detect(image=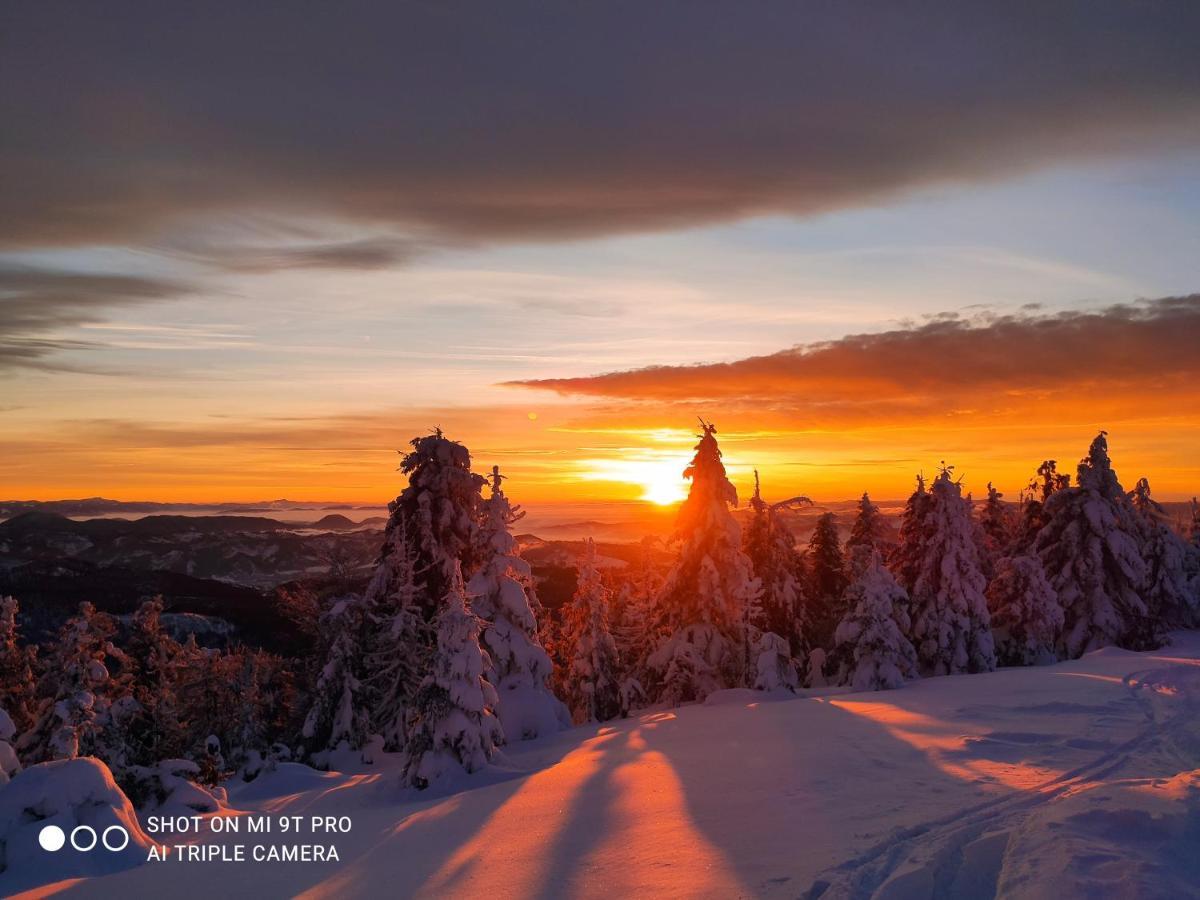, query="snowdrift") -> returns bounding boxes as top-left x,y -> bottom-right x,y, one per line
0,757 -> 152,894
